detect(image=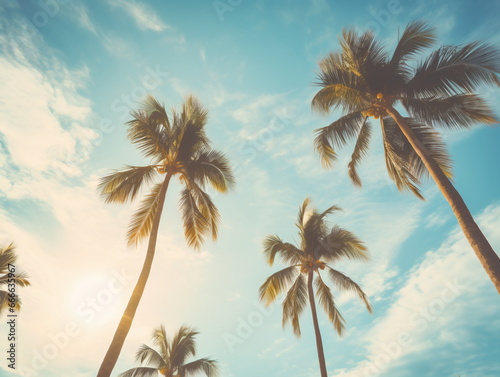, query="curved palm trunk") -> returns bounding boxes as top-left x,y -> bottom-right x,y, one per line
385,105 -> 500,294
96,173 -> 173,377
307,271 -> 328,377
